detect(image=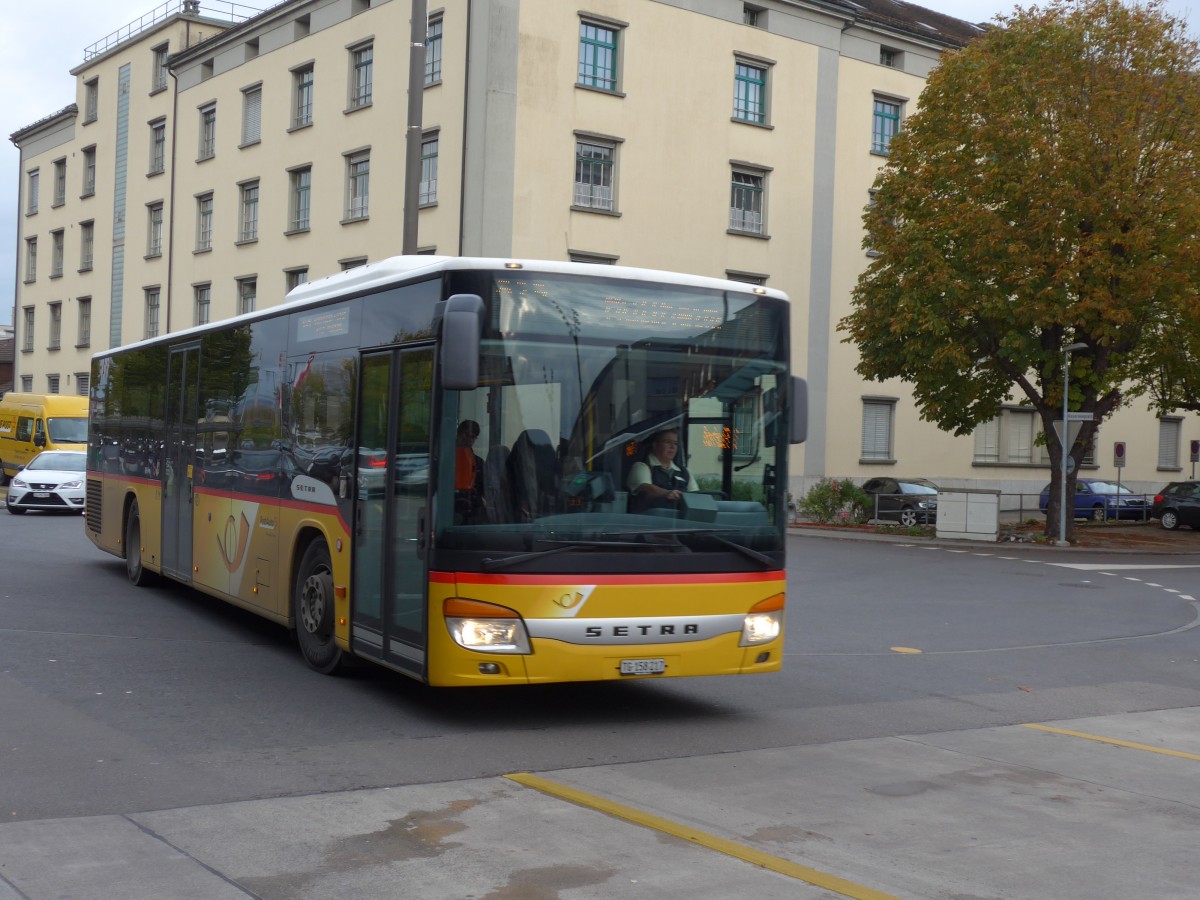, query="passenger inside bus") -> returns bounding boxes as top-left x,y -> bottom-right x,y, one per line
454,419 -> 484,523
627,429 -> 698,514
